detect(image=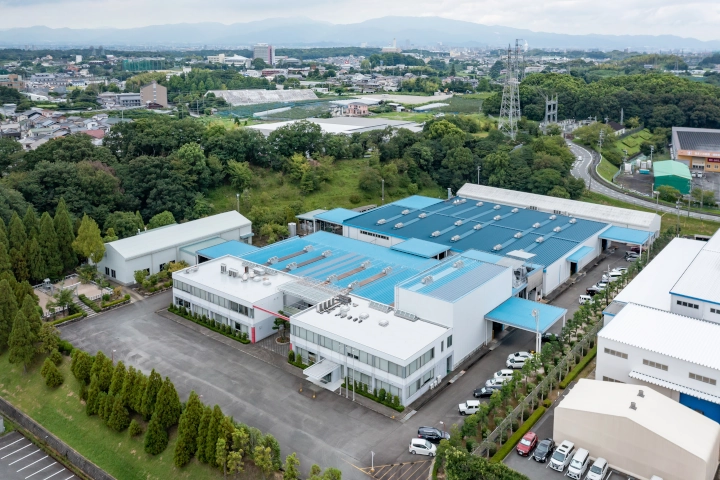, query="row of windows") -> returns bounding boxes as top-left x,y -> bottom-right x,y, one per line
291,324 -> 434,379
677,300 -> 699,309
176,297 -> 250,333
604,348 -> 628,359
602,376 -> 625,383
174,280 -> 254,318
408,368 -> 435,397
690,372 -> 717,386
643,359 -> 668,371
104,267 -> 116,279
360,230 -> 389,241
710,308 -> 720,315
